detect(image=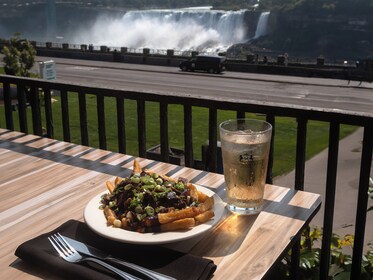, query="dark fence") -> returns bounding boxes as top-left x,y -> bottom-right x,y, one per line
0,74 -> 372,279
